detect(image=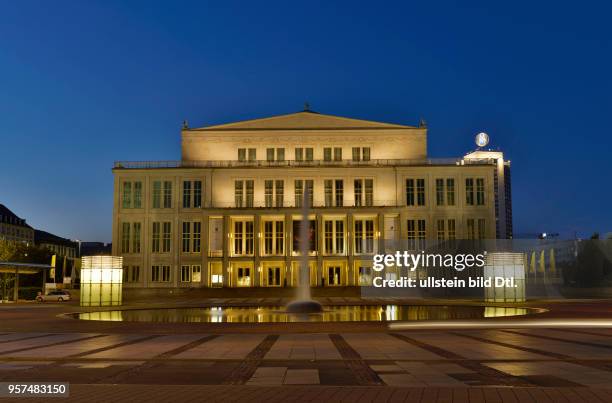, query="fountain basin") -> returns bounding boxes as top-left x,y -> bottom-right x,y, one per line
285,300 -> 324,313
70,304 -> 541,323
